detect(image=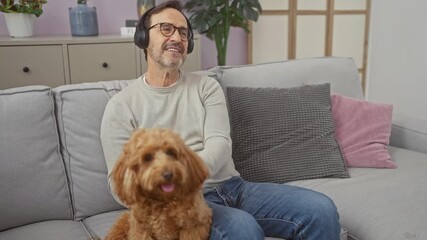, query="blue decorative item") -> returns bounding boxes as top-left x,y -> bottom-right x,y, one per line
69,1 -> 99,36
